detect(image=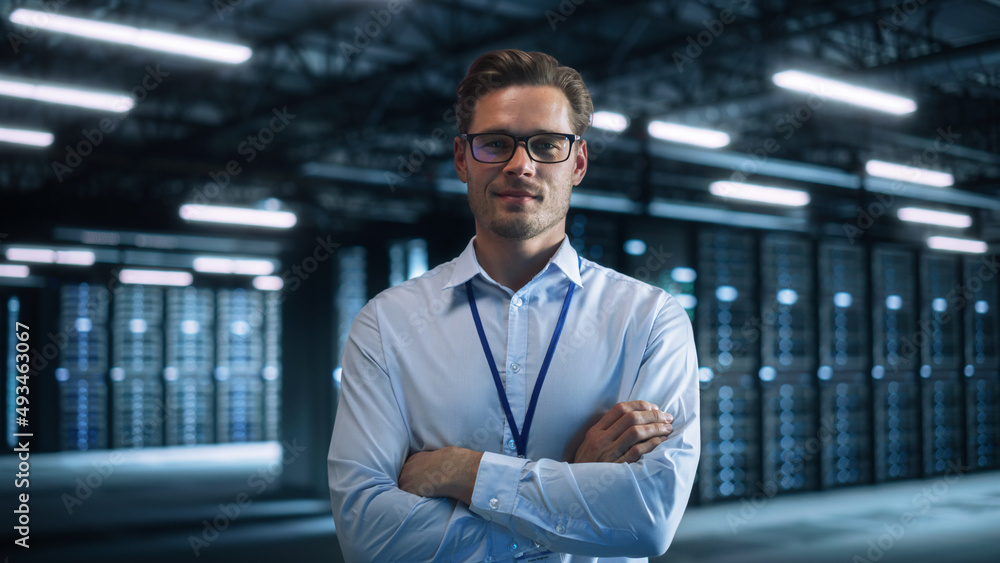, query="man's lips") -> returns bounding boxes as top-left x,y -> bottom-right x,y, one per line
495,190 -> 537,202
